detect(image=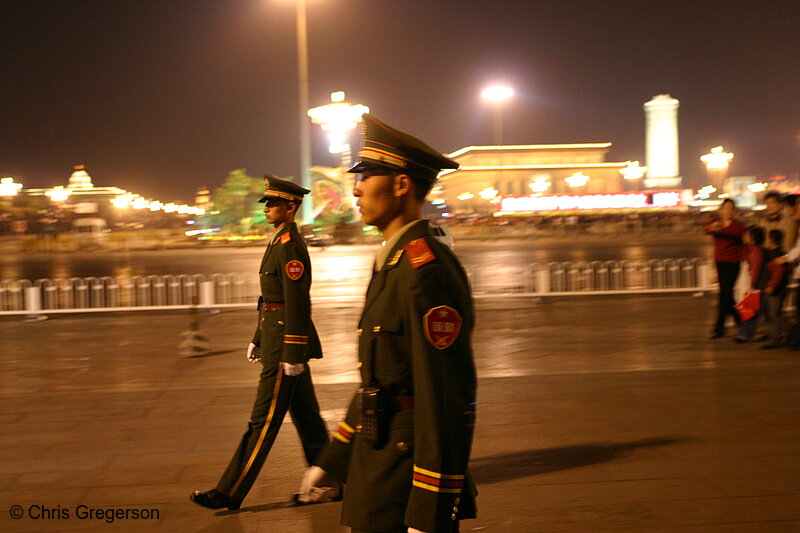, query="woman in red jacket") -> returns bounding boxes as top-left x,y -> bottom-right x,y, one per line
705,199 -> 746,338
